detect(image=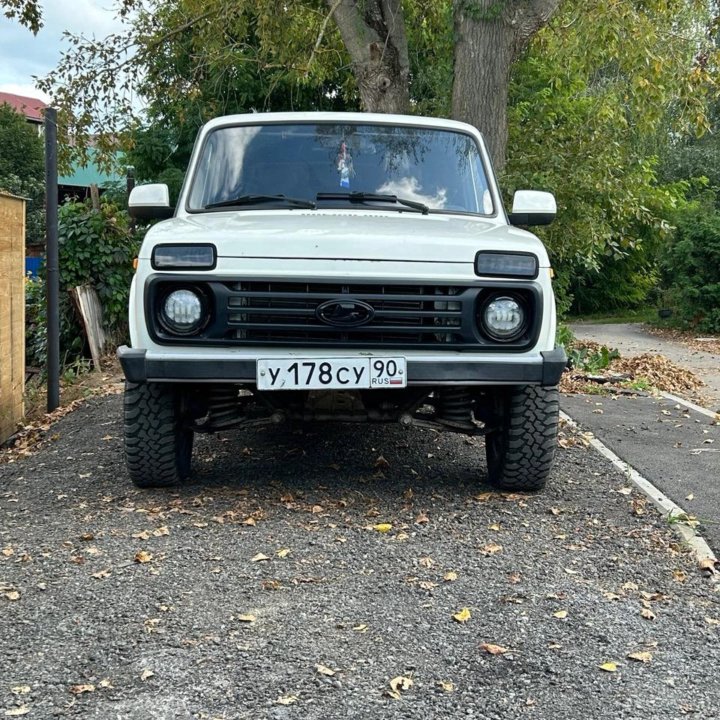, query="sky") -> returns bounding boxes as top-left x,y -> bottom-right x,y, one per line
0,0 -> 123,102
